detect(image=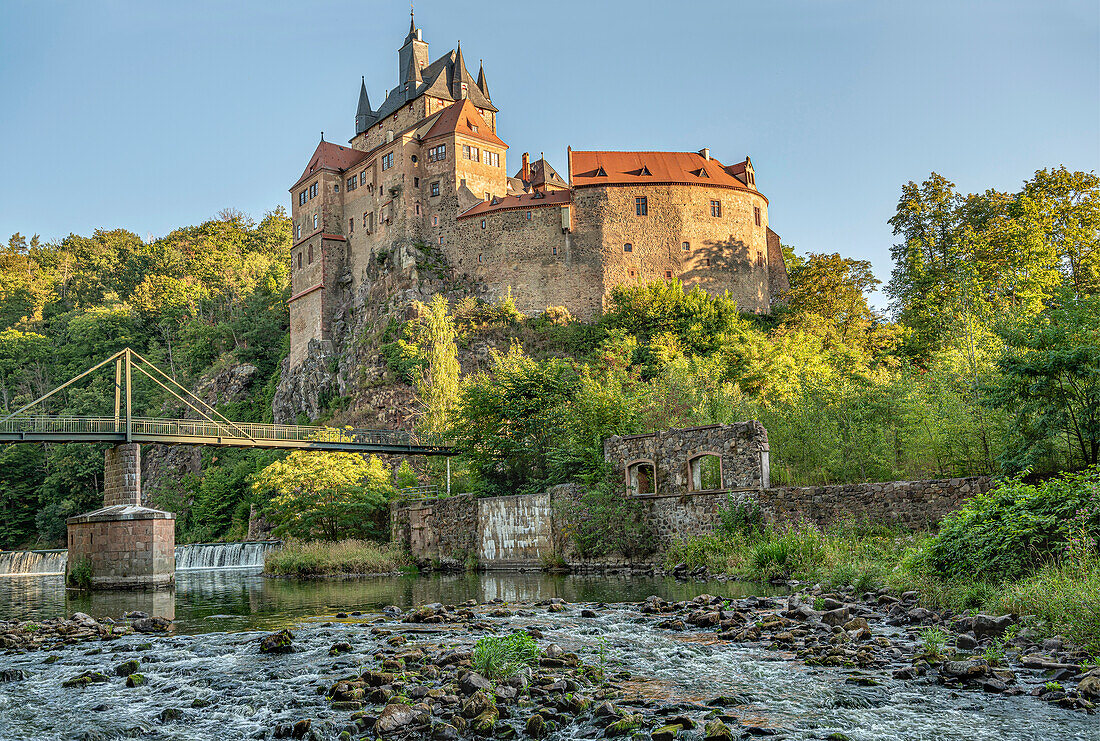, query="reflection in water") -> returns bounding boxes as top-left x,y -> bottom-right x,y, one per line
0,569 -> 781,633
